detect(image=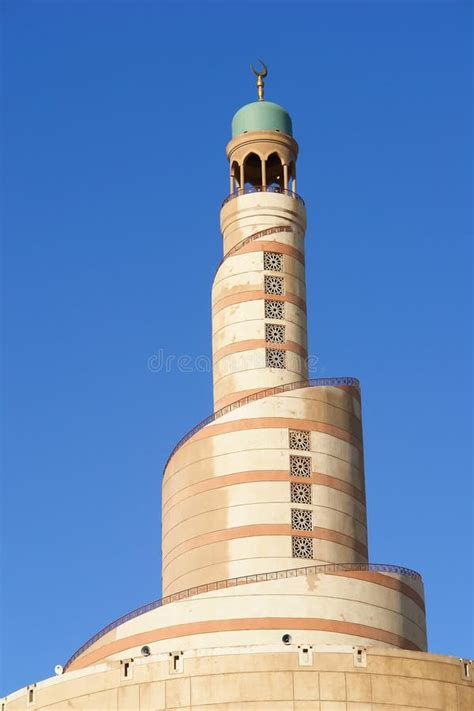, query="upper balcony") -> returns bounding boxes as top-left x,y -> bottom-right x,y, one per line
222,184 -> 305,208
220,184 -> 307,253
